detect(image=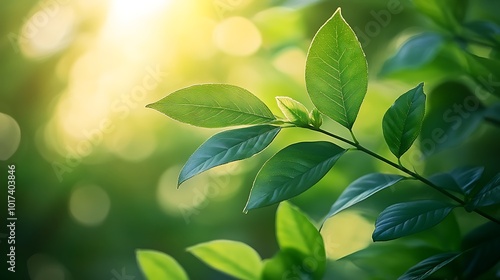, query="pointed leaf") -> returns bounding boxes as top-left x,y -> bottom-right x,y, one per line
309,108 -> 323,128
398,252 -> 461,280
276,96 -> 310,126
305,8 -> 368,129
373,200 -> 456,241
276,201 -> 326,277
147,84 -> 275,128
136,250 -> 189,280
469,173 -> 500,209
178,125 -> 280,185
326,173 -> 406,219
383,83 -> 426,158
244,141 -> 345,211
187,240 -> 262,280
429,166 -> 484,196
